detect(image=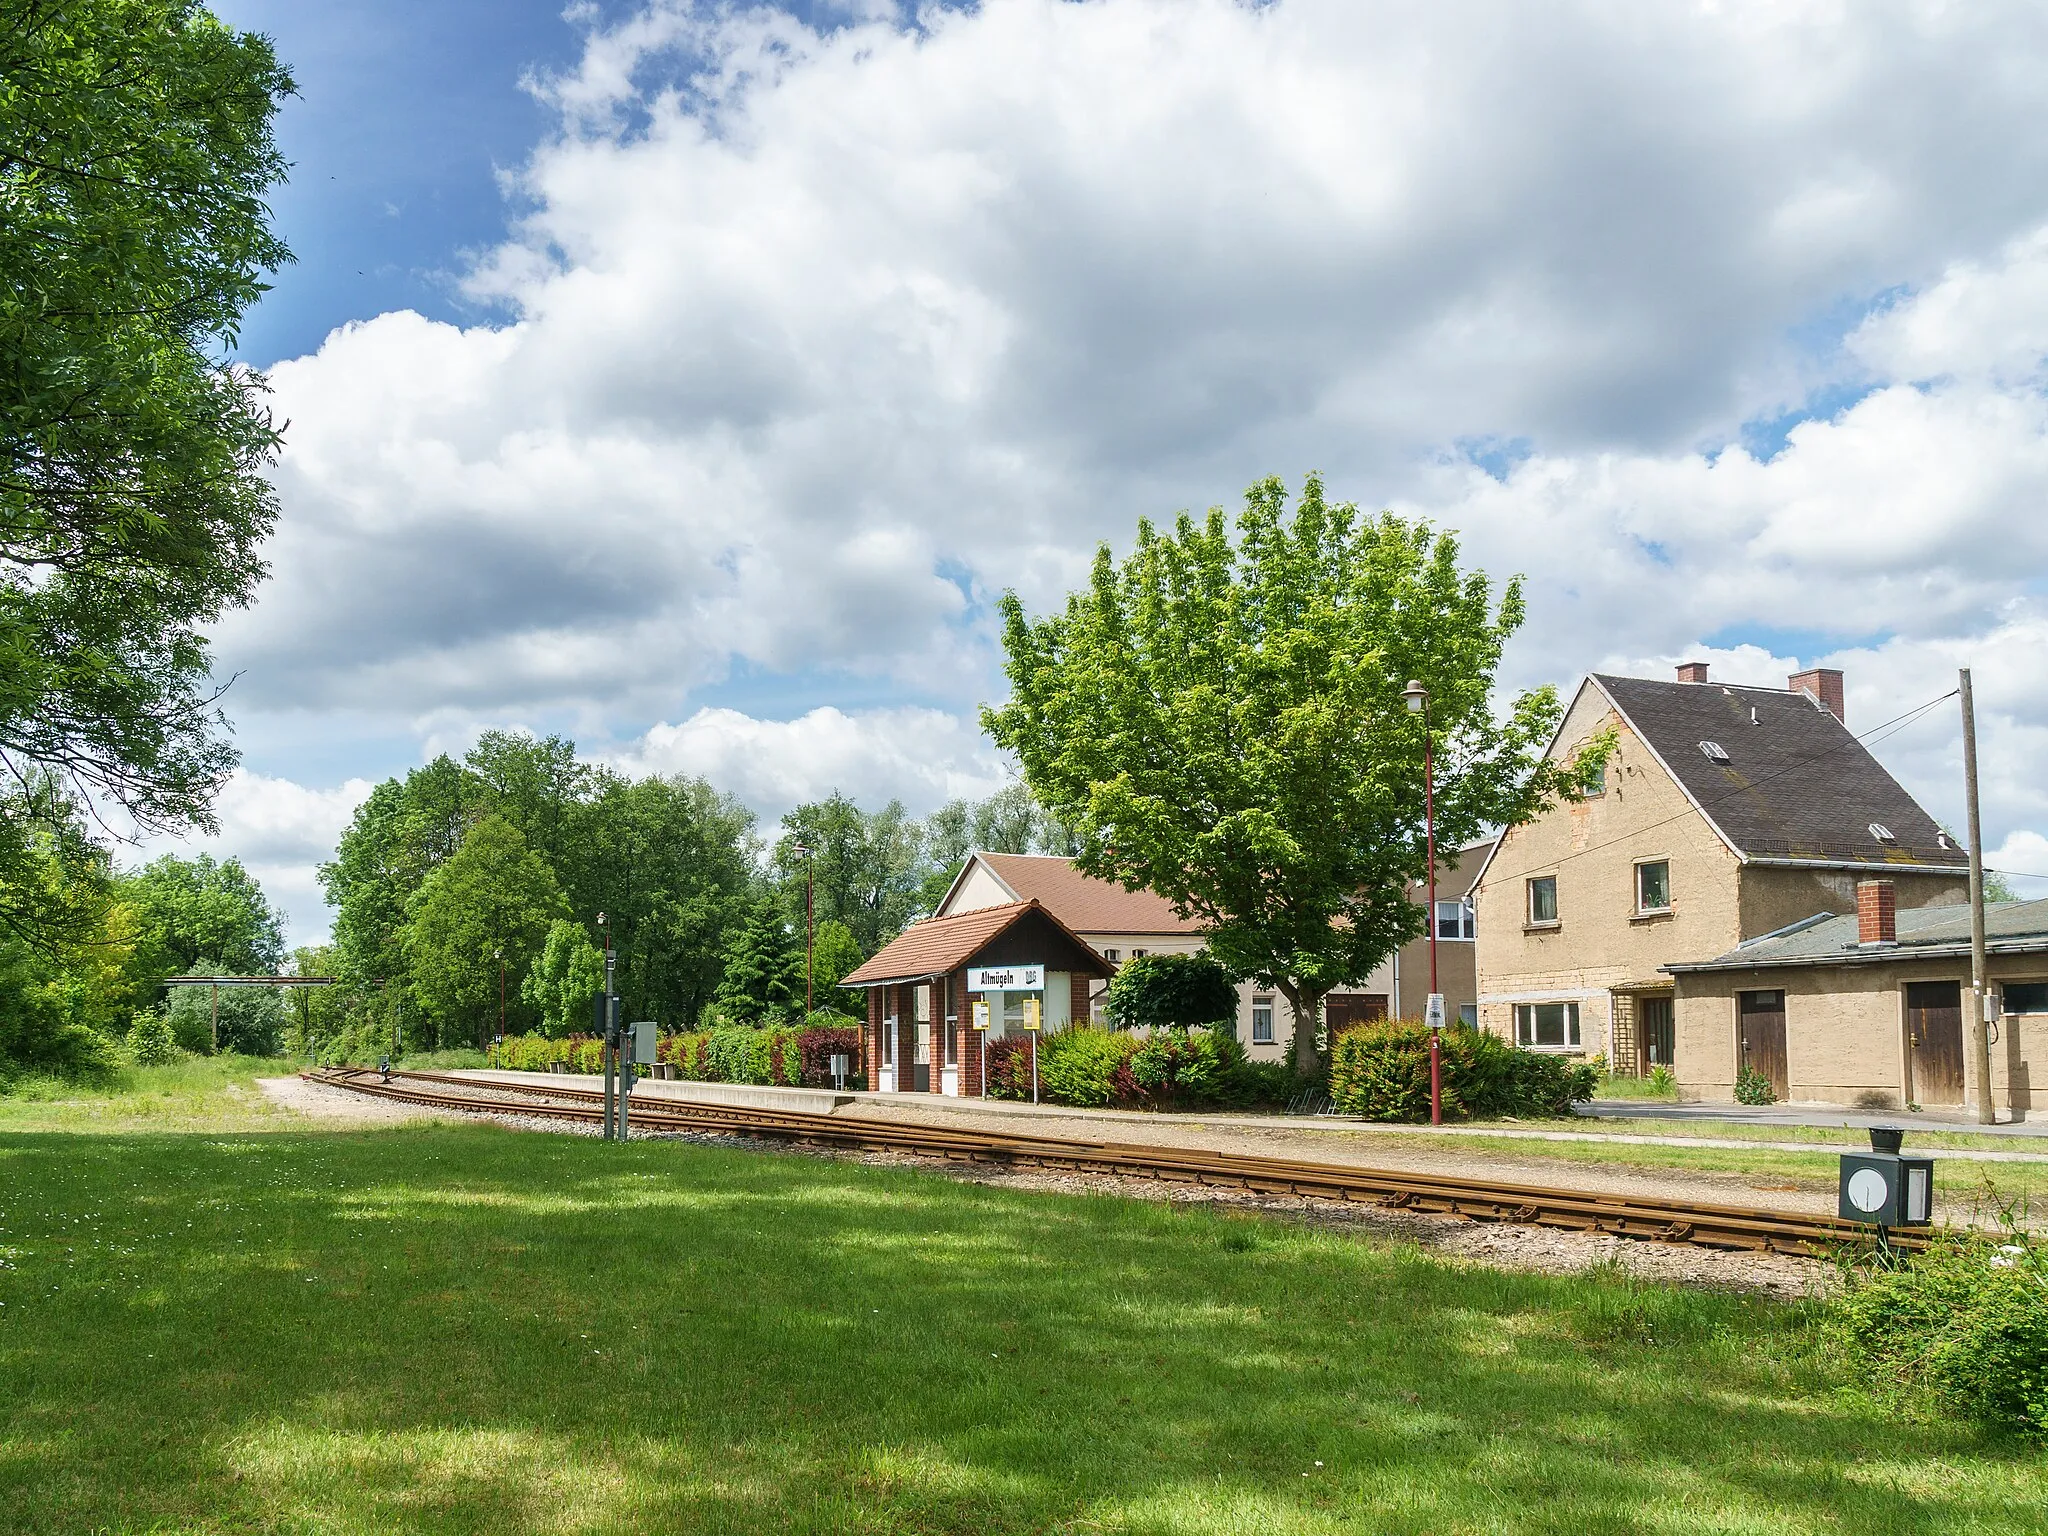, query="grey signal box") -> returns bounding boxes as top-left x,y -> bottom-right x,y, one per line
1838,1151 -> 1933,1227
629,1022 -> 657,1066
